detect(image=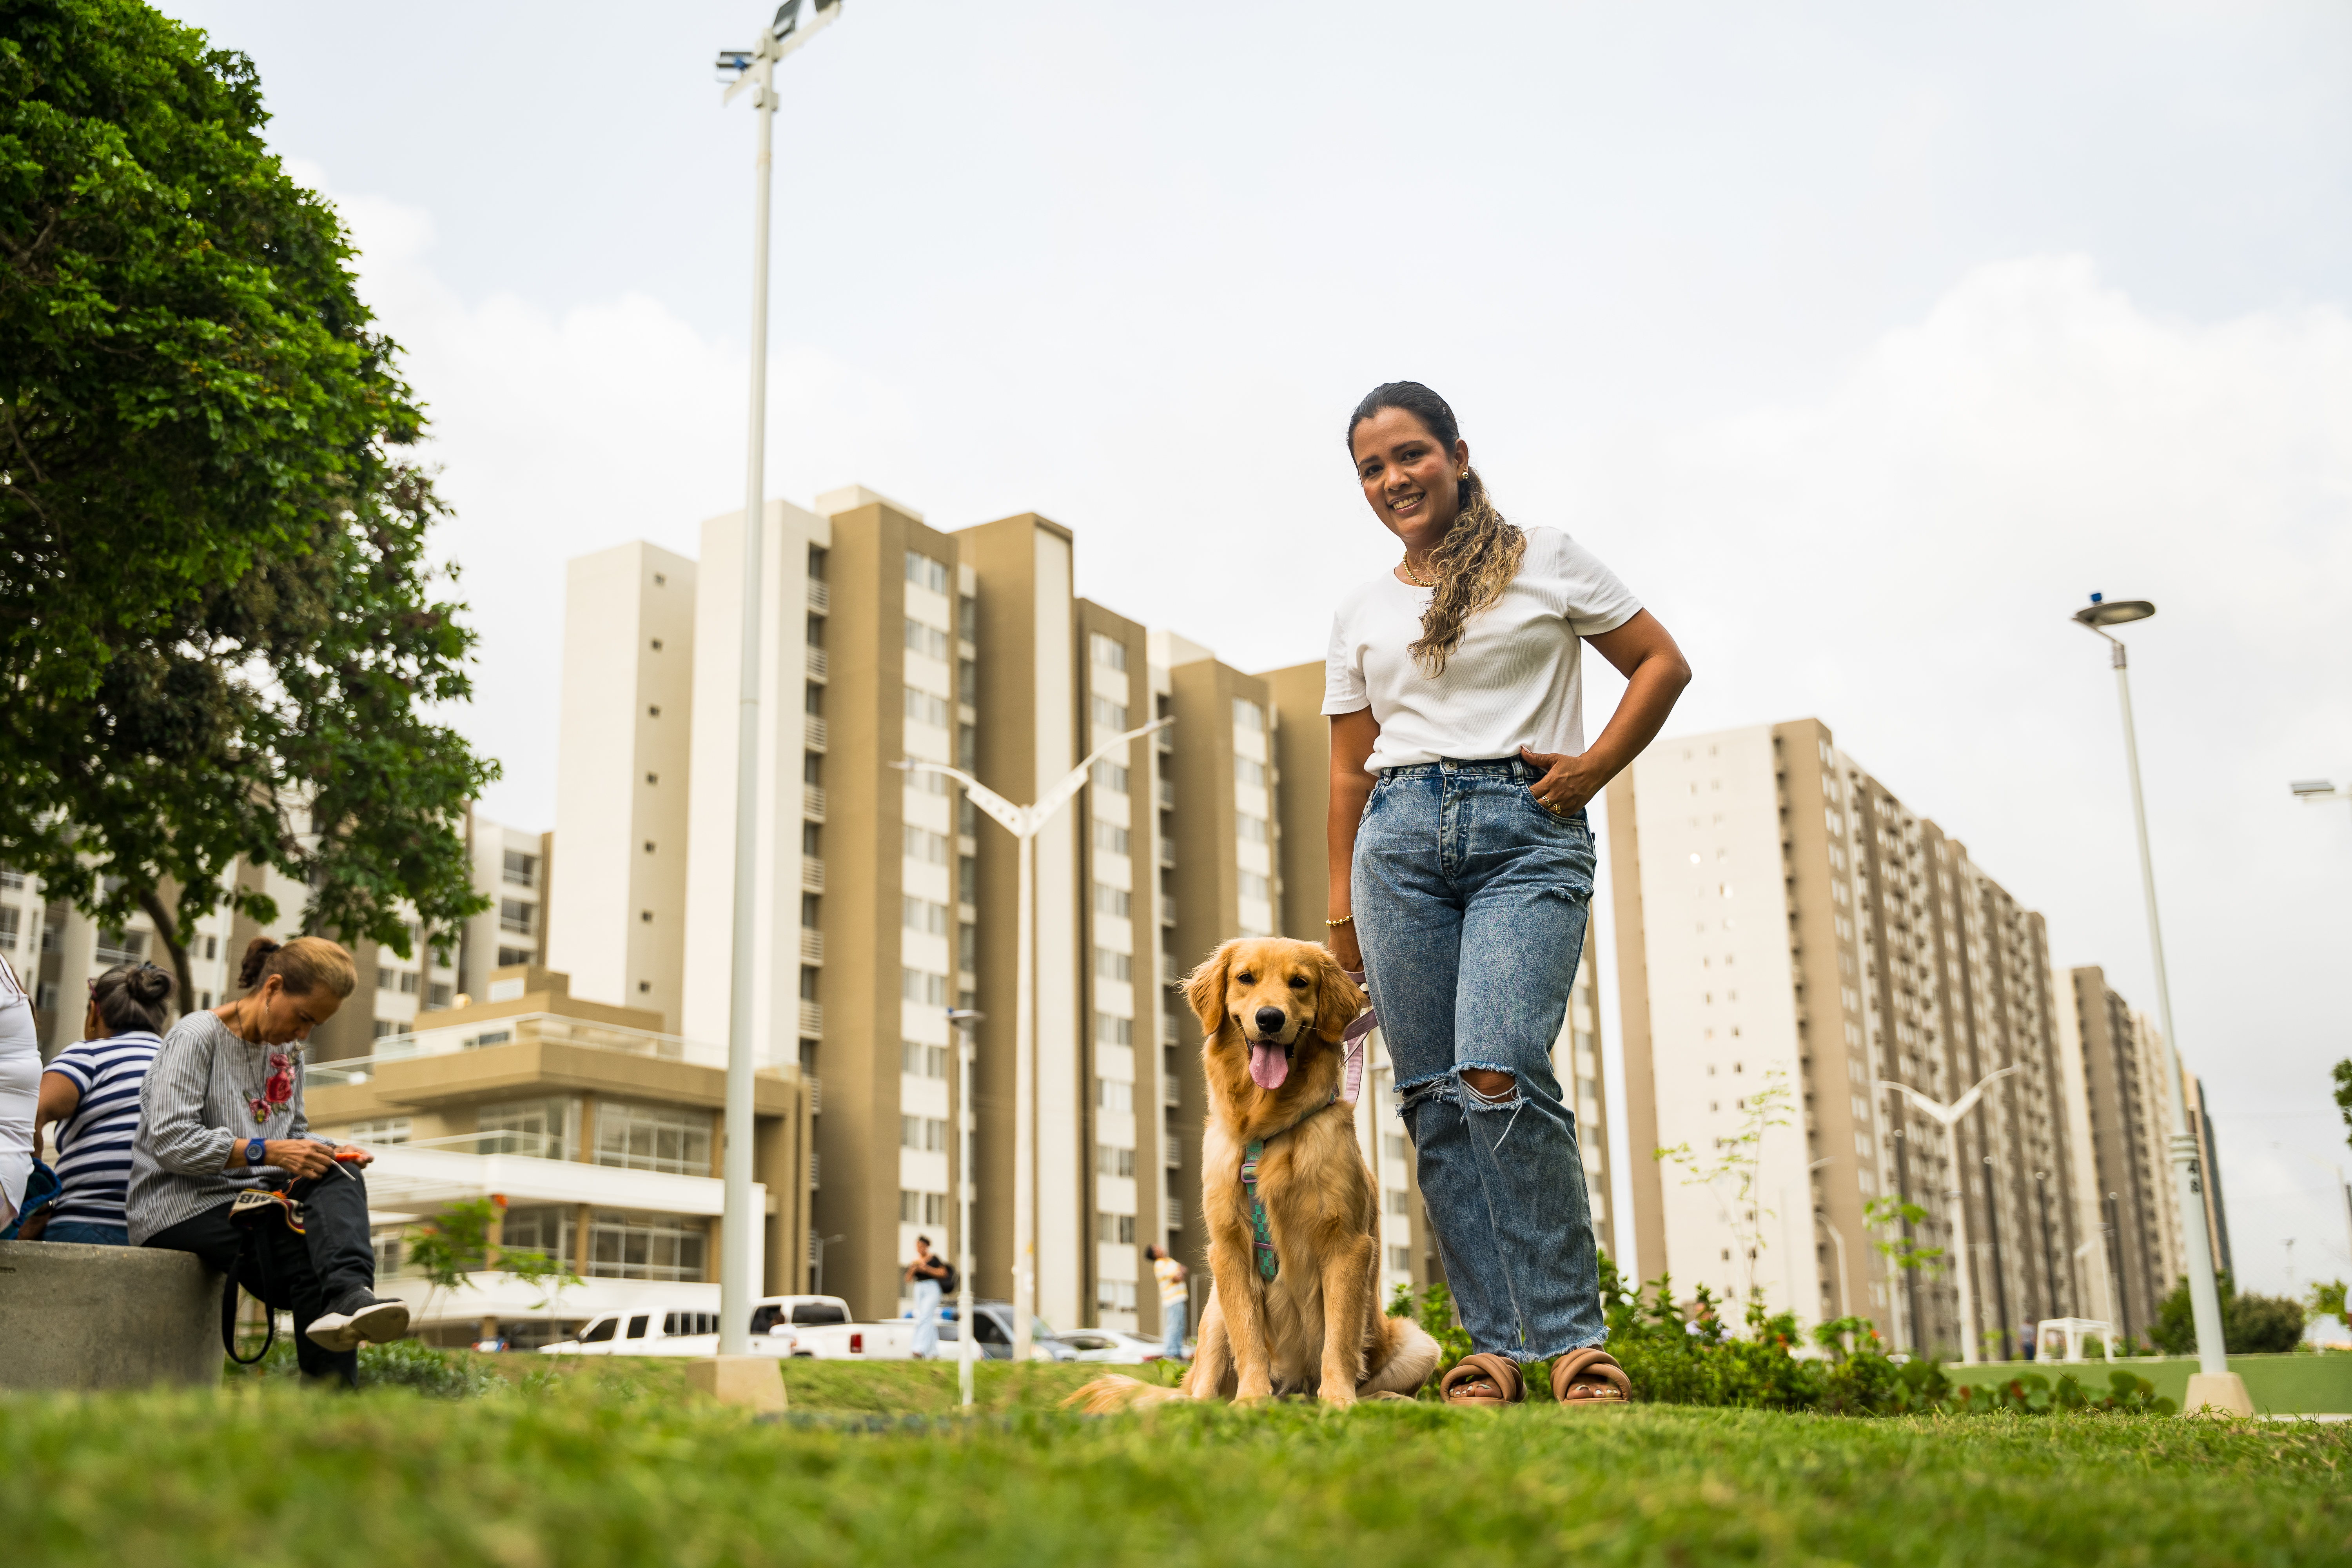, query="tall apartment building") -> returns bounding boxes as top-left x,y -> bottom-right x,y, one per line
548,540 -> 700,1033
2058,965 -> 2212,1346
1611,719 -> 2083,1358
